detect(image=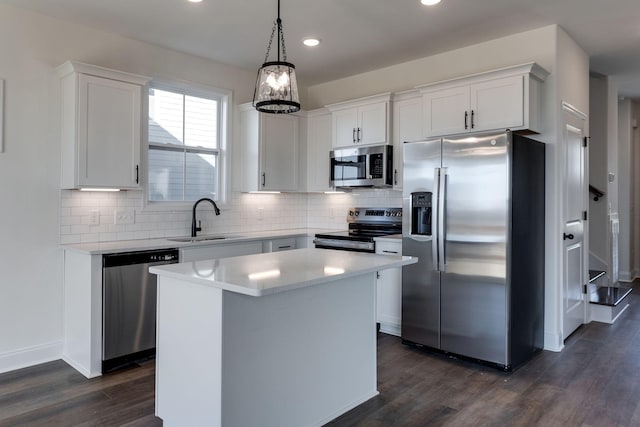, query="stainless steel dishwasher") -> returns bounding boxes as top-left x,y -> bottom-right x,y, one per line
102,248 -> 179,372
